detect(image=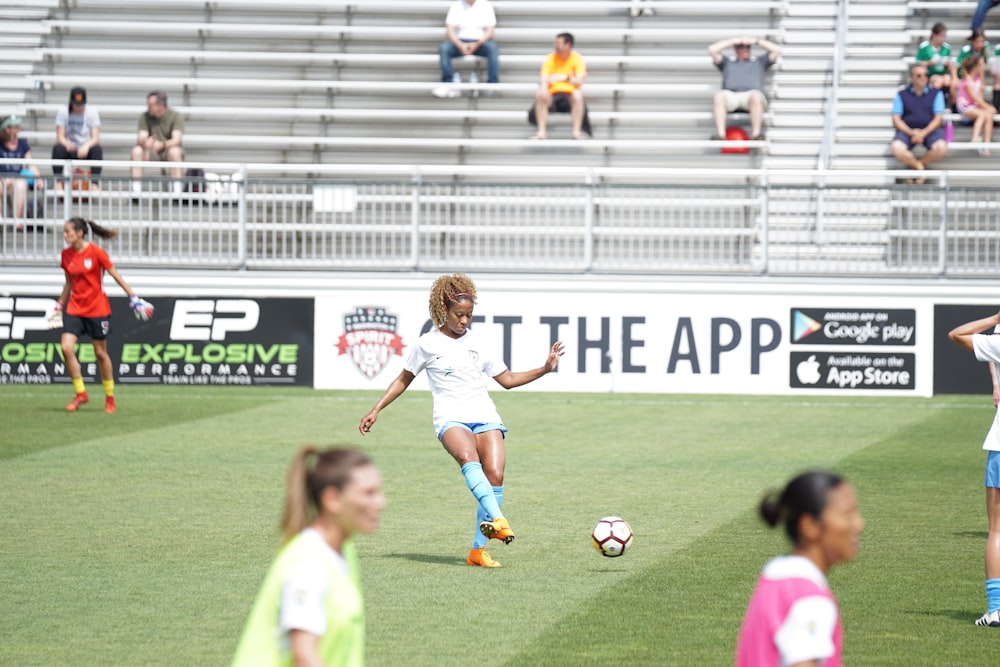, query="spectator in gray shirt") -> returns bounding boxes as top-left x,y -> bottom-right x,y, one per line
708,35 -> 782,141
52,87 -> 103,184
